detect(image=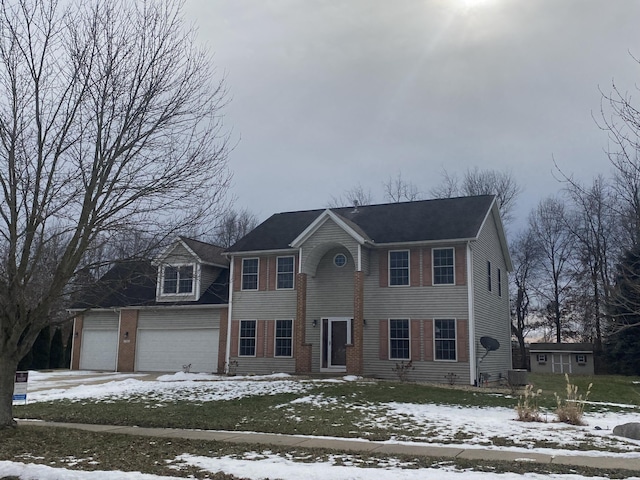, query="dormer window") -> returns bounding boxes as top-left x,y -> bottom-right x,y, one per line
162,265 -> 194,294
